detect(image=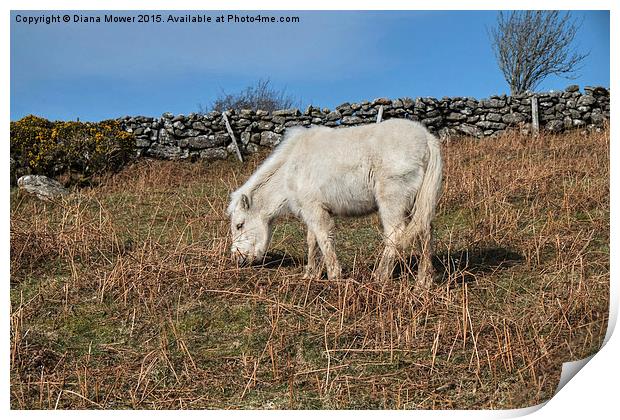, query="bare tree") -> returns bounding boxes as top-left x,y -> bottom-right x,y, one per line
489,11 -> 589,95
201,78 -> 299,113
